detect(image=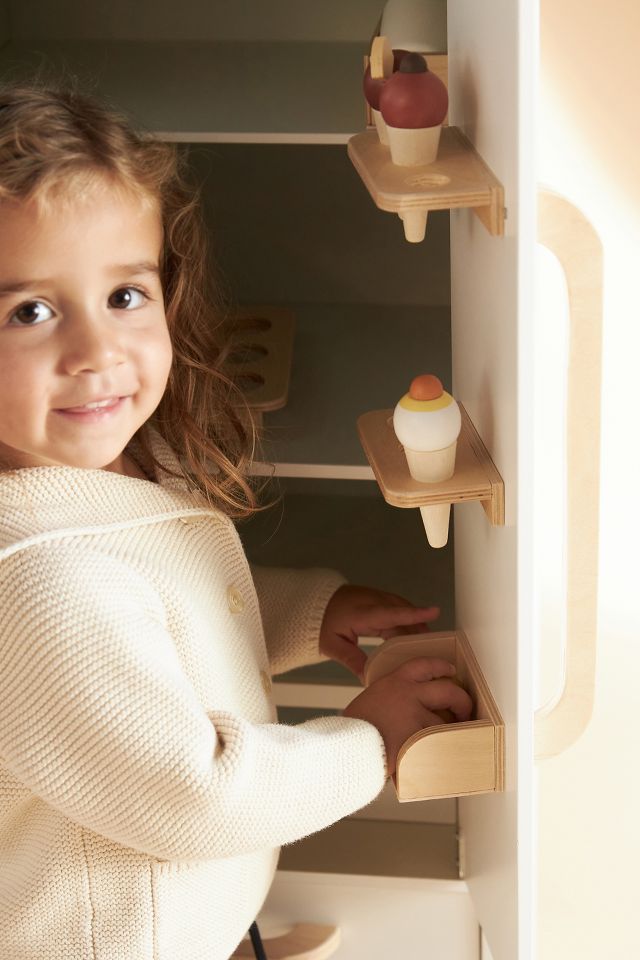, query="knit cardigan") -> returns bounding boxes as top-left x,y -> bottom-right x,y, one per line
0,431 -> 386,960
